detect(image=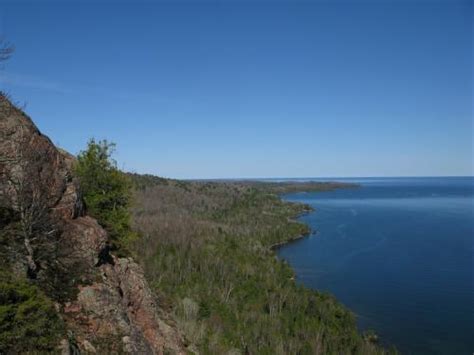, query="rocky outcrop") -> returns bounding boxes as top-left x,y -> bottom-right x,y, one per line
0,95 -> 187,354
64,257 -> 185,354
